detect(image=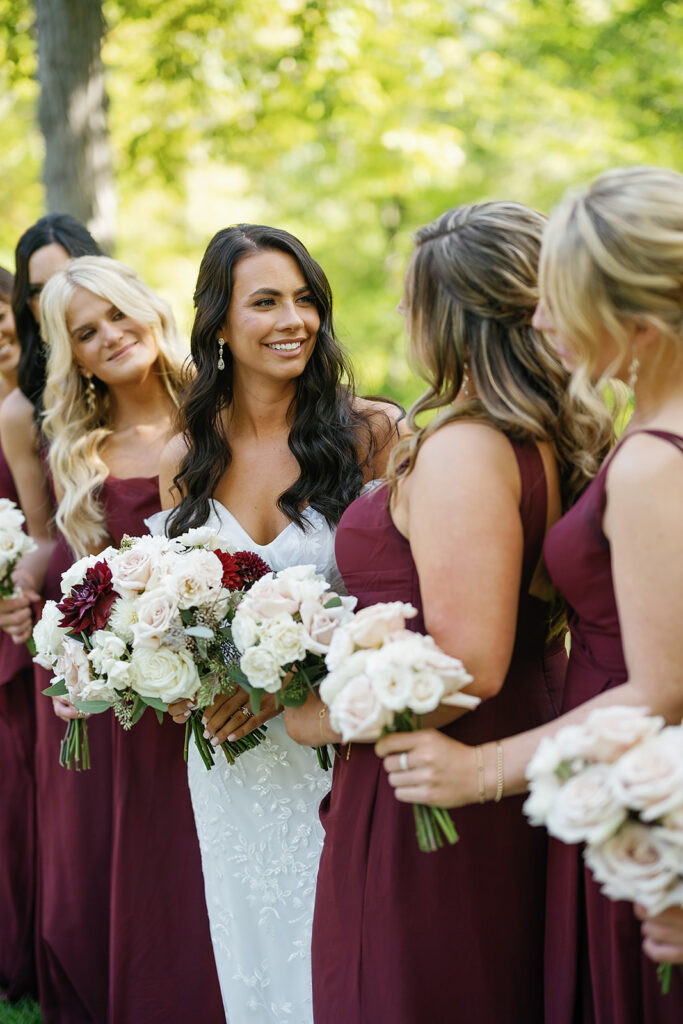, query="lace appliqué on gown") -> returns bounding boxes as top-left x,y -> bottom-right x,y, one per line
146,502 -> 338,1024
